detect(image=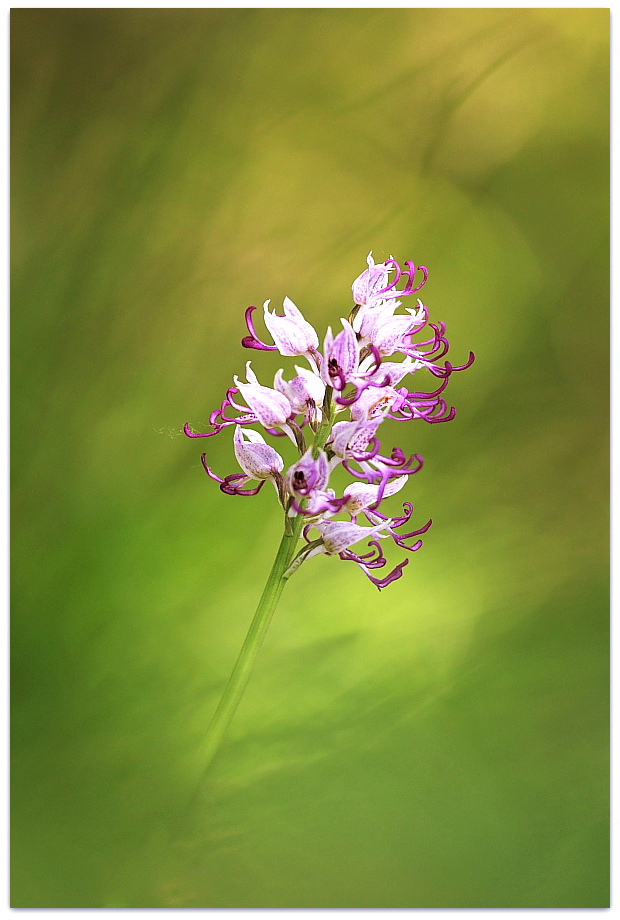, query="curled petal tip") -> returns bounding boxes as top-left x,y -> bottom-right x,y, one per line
185,422 -> 221,438
242,305 -> 278,351
366,557 -> 410,590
